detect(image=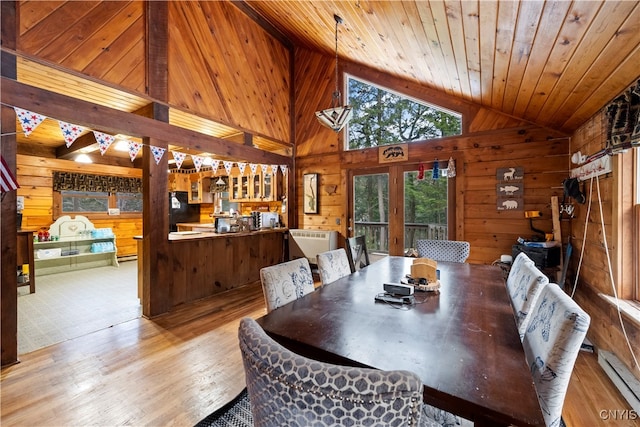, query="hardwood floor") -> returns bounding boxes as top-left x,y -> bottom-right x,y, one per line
1,280 -> 632,426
